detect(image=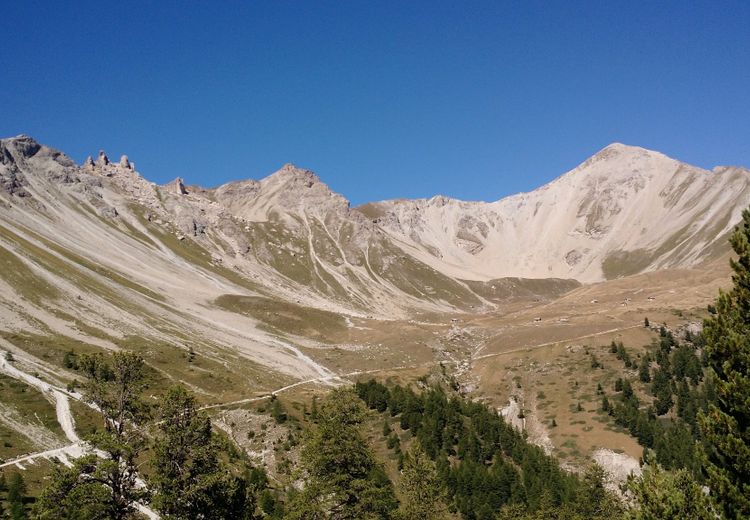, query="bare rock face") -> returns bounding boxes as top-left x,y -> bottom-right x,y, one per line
164,177 -> 188,195
175,214 -> 206,236
364,144 -> 750,282
0,135 -> 81,197
96,150 -> 109,167
7,134 -> 41,159
565,250 -> 583,266
0,170 -> 30,197
0,133 -> 749,322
